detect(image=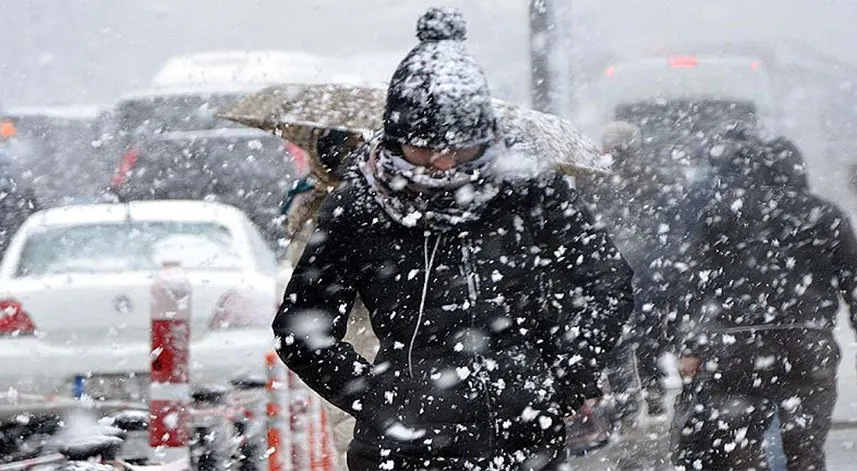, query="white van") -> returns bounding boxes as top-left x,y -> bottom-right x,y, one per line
151,50 -> 330,88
